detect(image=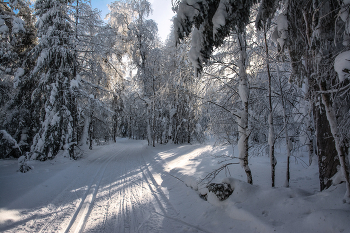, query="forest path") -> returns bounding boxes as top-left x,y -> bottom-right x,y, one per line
2,139 -> 349,233
0,139 -> 212,233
